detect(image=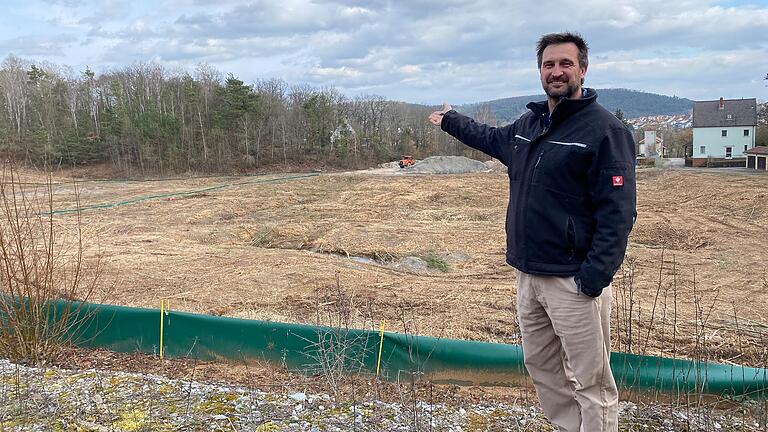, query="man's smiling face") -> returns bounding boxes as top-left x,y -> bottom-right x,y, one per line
539,42 -> 587,100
